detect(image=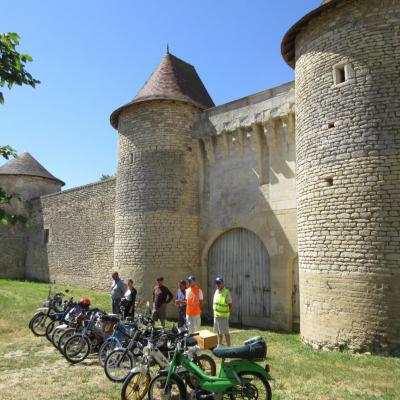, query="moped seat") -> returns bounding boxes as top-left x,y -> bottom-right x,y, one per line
101,315 -> 120,323
212,340 -> 266,360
